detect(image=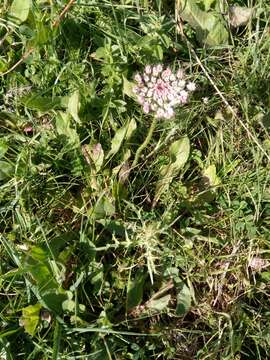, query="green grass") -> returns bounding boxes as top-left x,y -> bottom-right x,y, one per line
0,0 -> 270,359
